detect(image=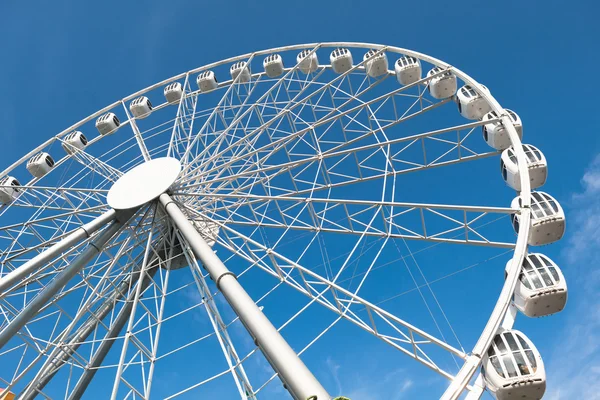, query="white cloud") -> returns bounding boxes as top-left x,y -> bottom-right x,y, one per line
545,154 -> 600,399
325,357 -> 414,400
